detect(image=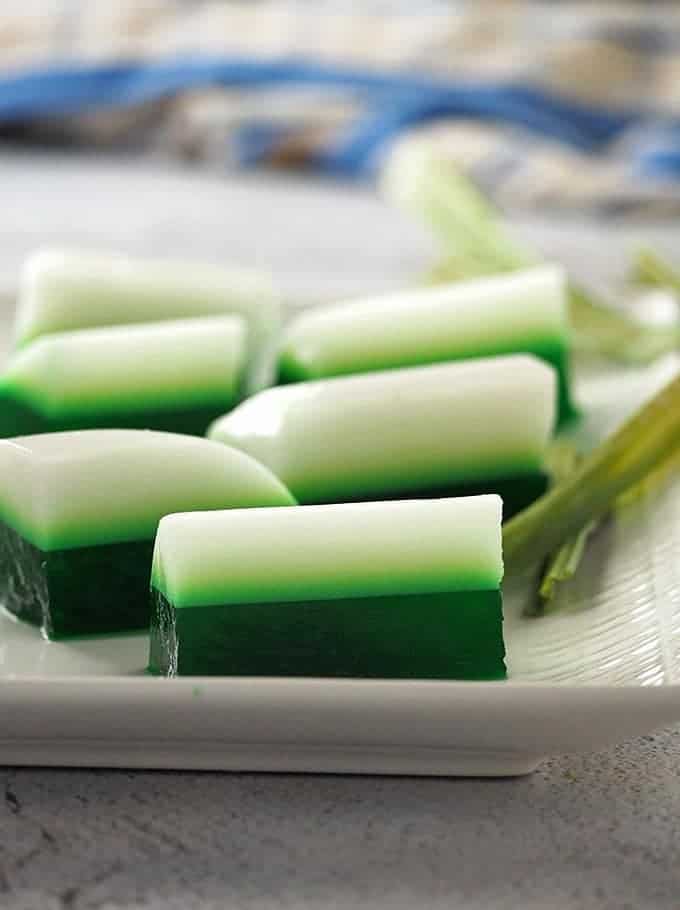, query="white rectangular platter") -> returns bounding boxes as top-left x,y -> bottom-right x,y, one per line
0,357 -> 679,777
